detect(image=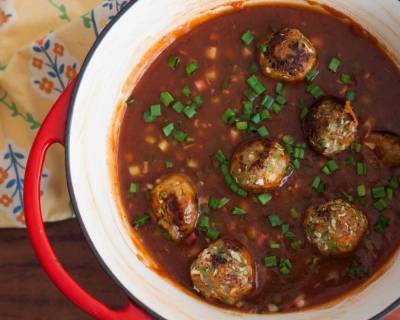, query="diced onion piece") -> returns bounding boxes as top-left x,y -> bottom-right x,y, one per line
142,161 -> 149,174
205,69 -> 217,82
211,96 -> 221,104
294,294 -> 306,308
205,46 -> 218,59
128,165 -> 141,177
230,128 -> 239,142
268,304 -> 279,313
186,159 -> 199,169
241,46 -> 252,57
145,136 -> 156,144
194,79 -> 207,92
158,139 -> 169,152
